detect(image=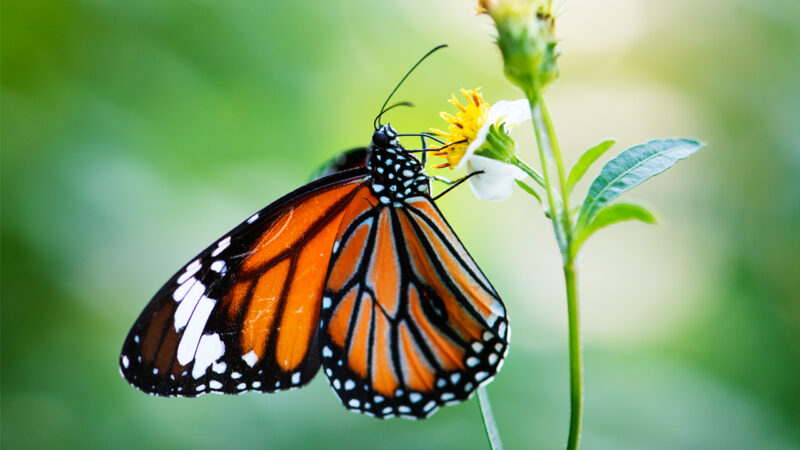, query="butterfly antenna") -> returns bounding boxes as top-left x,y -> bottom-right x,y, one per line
373,101 -> 414,127
374,44 -> 448,130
